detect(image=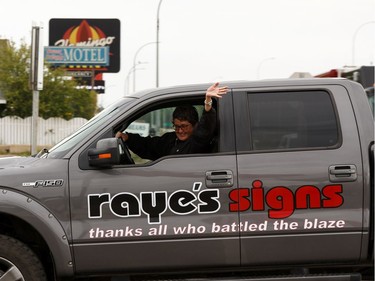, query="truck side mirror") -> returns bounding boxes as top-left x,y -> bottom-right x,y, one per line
88,138 -> 121,167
